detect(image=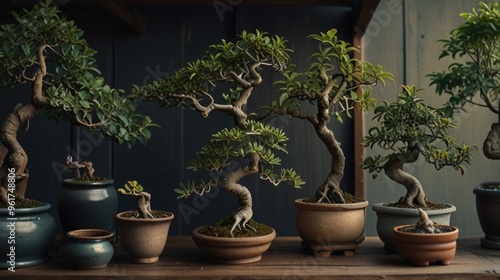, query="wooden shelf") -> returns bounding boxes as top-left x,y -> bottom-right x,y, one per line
8,236 -> 500,279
